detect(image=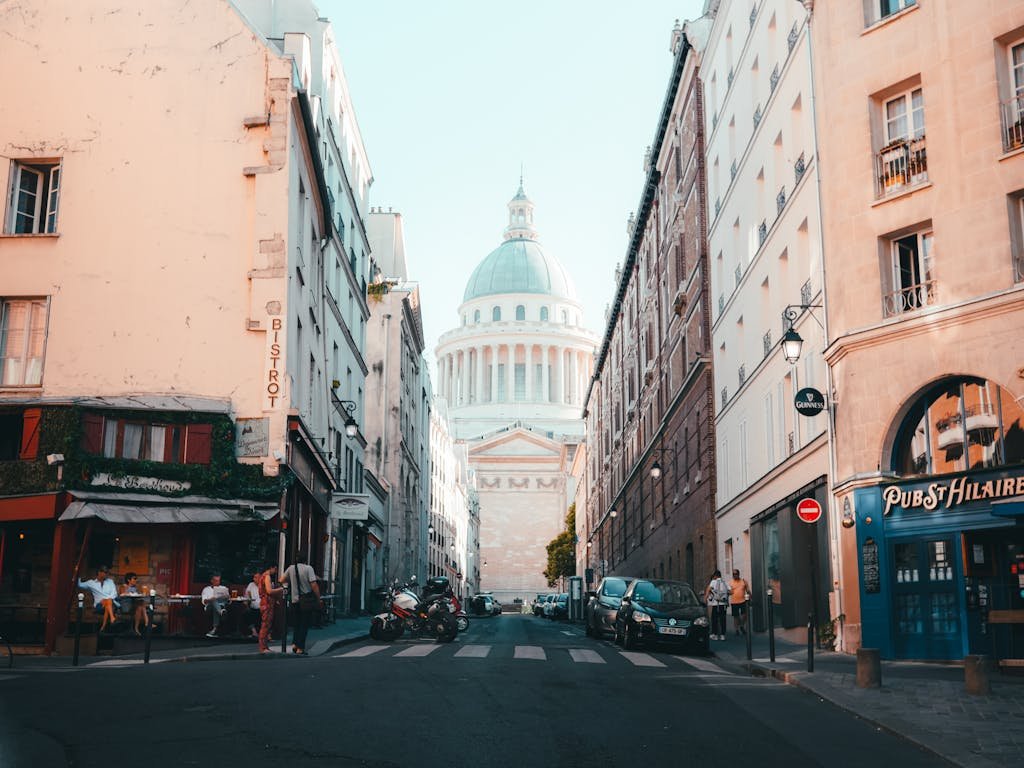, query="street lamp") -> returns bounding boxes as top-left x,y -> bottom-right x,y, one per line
779,304 -> 823,364
650,461 -> 663,480
609,507 -> 617,518
337,398 -> 359,438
